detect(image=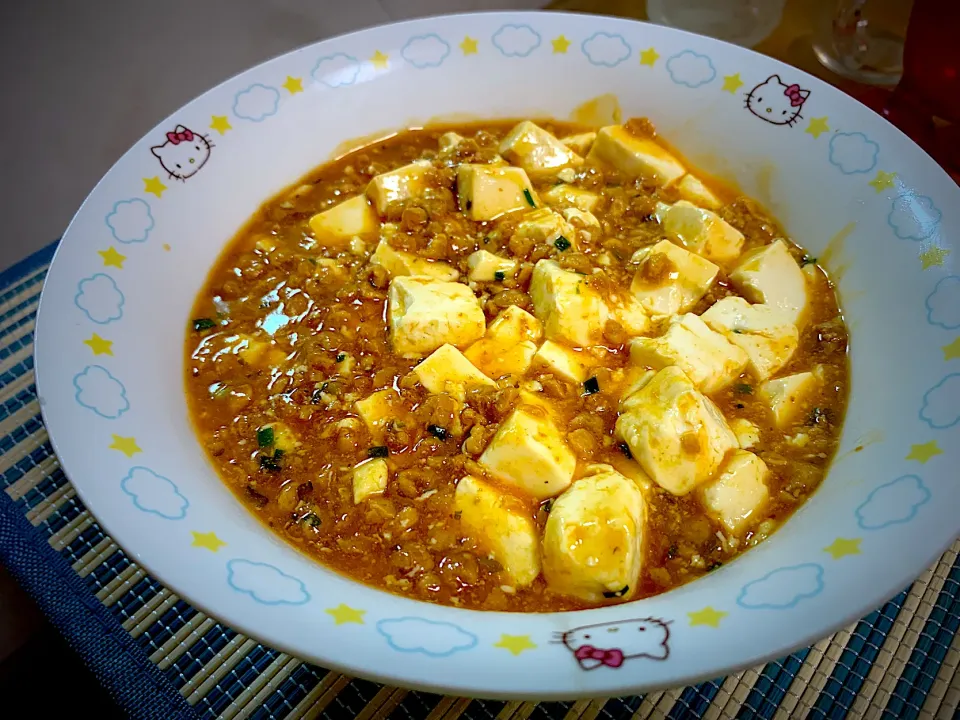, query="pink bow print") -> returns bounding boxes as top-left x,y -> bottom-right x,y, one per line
575,645 -> 625,668
784,84 -> 806,107
166,128 -> 194,144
